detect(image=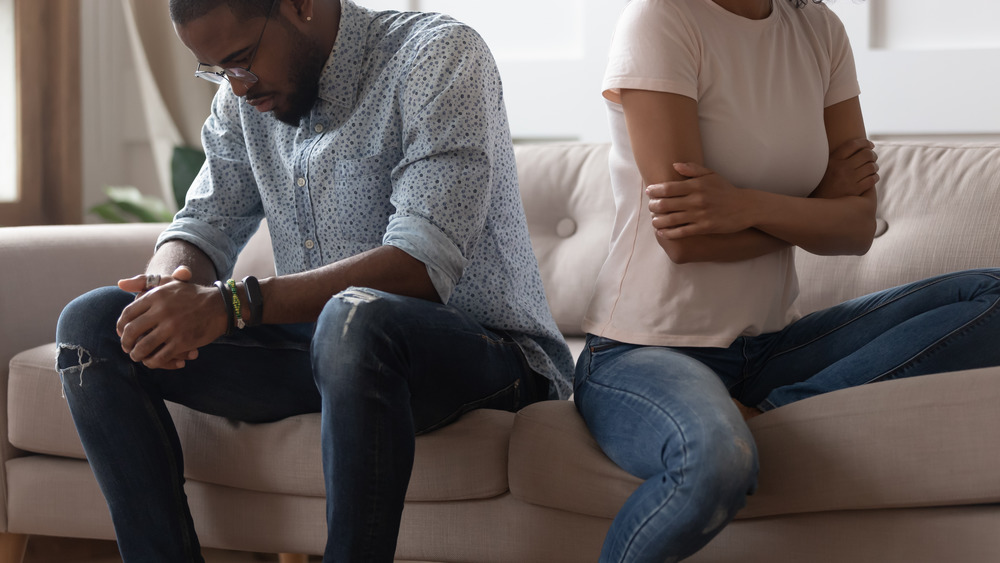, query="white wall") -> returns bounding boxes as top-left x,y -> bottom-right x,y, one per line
826,0 -> 1000,138
77,0 -> 999,216
363,0 -> 624,142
